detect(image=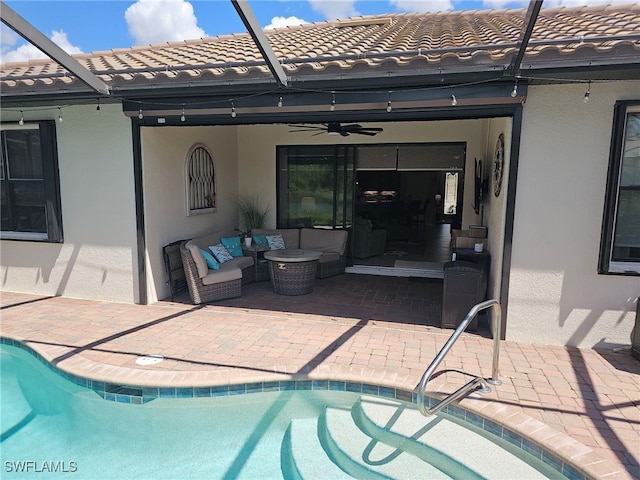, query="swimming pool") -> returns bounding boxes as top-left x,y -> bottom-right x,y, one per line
1,342 -> 583,479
